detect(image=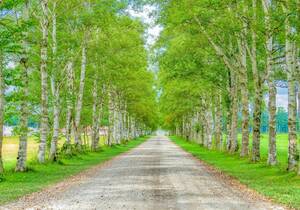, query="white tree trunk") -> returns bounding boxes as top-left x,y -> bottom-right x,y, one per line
202,99 -> 213,148
298,88 -> 300,120
108,90 -> 114,146
249,0 -> 263,162
113,101 -> 118,144
128,115 -> 132,140
283,4 -> 298,171
74,39 -> 87,148
215,94 -> 223,150
49,2 -> 60,161
16,0 -> 30,172
268,80 -> 277,165
122,109 -> 128,141
262,0 -> 277,166
65,61 -> 74,148
238,35 -> 250,157
91,79 -> 101,151
230,71 -> 238,153
0,52 -> 4,173
206,108 -> 213,149
16,65 -> 29,171
38,0 -> 49,163
225,72 -> 232,151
